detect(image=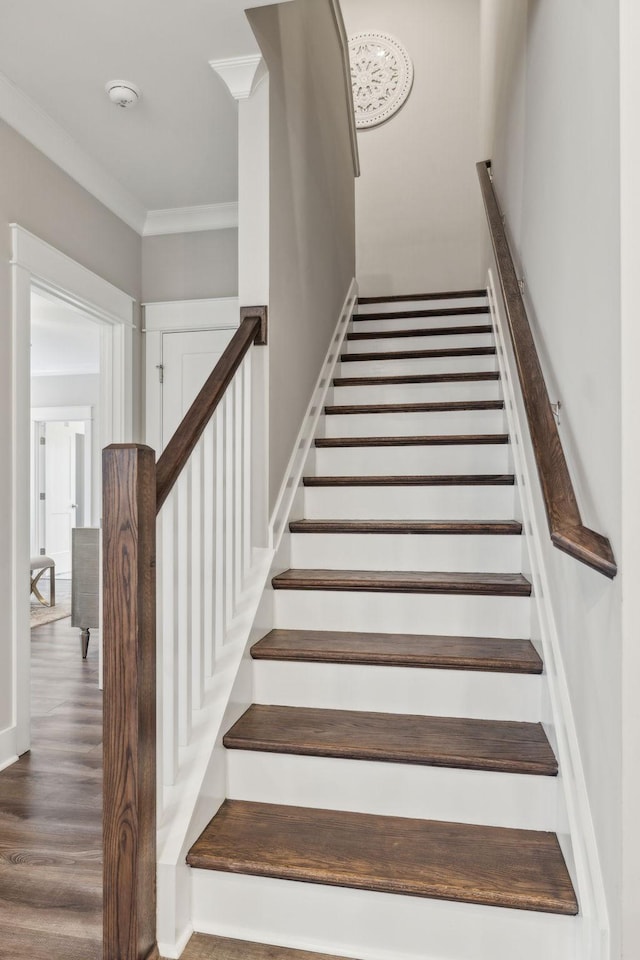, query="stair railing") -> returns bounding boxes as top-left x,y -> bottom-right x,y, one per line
102,307 -> 267,960
477,160 -> 616,578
